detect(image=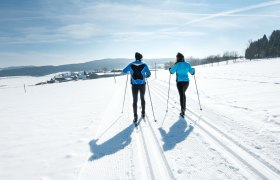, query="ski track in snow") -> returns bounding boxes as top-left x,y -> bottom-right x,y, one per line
149,77 -> 280,179
155,61 -> 280,166
128,86 -> 175,180
149,83 -> 251,179
78,77 -> 175,180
